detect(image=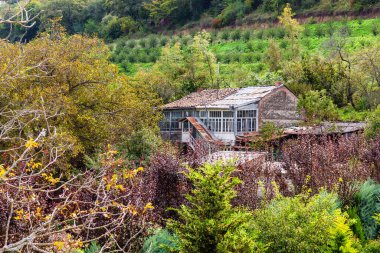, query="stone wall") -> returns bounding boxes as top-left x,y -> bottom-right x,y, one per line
258,87 -> 303,128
